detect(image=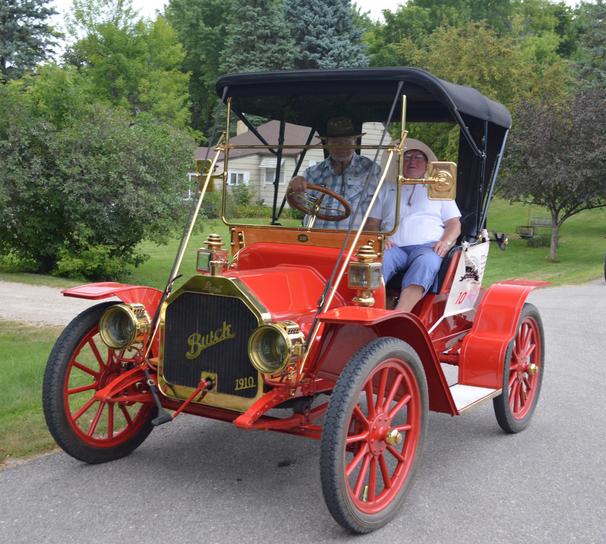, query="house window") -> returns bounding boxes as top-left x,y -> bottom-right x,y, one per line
260,157 -> 285,184
228,171 -> 250,186
263,167 -> 285,184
